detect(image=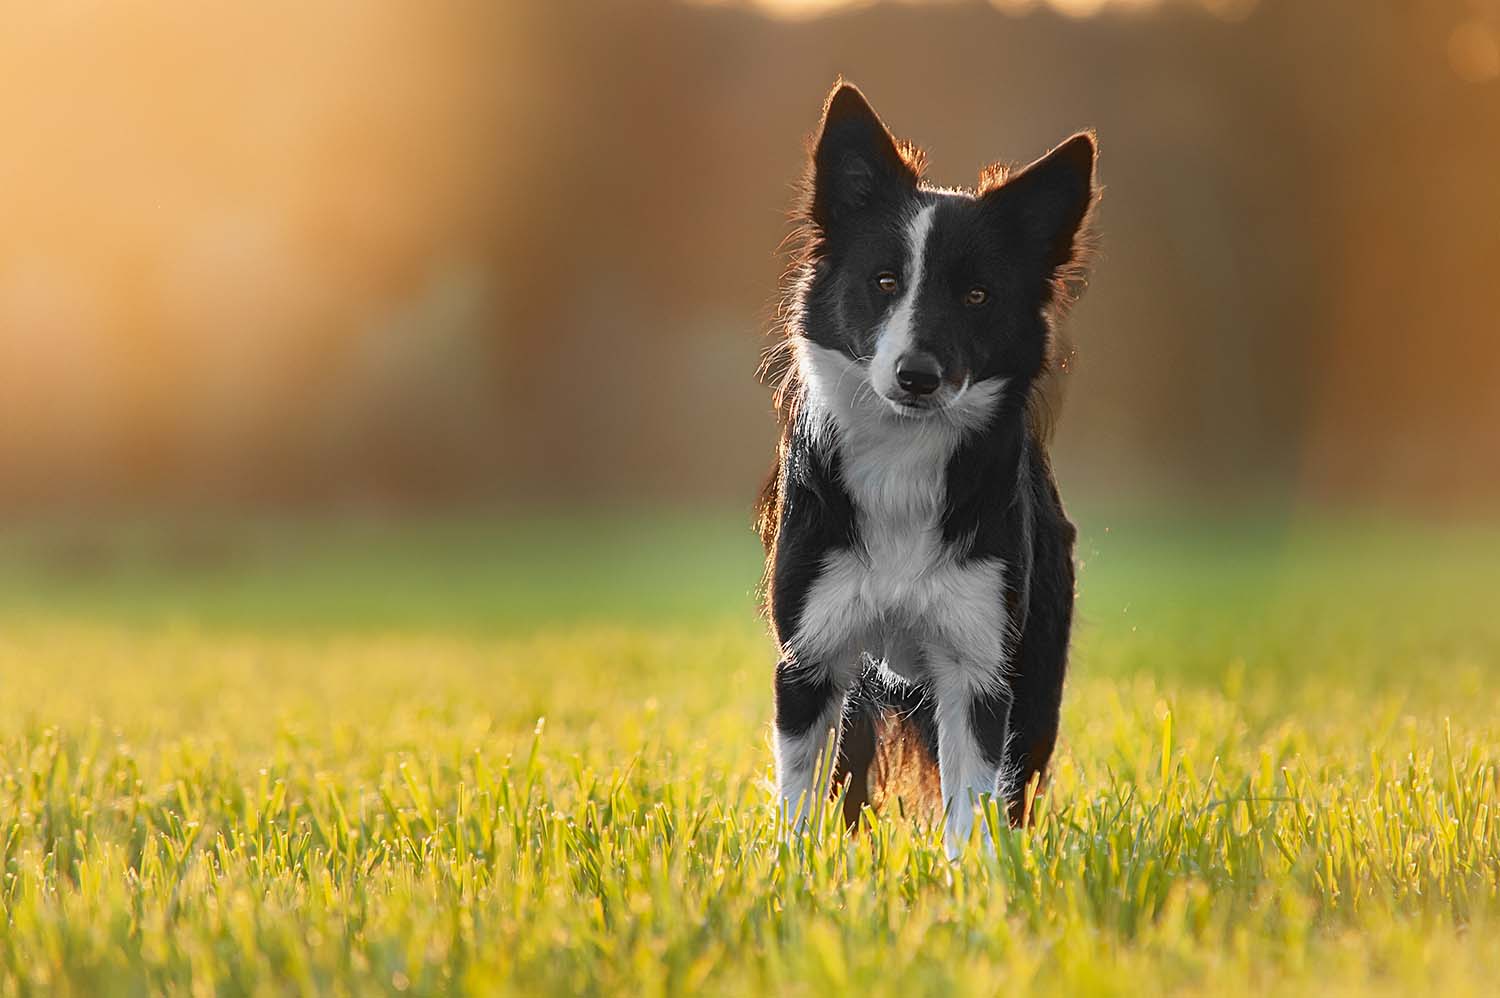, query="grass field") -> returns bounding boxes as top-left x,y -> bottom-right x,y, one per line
2,511 -> 1498,996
